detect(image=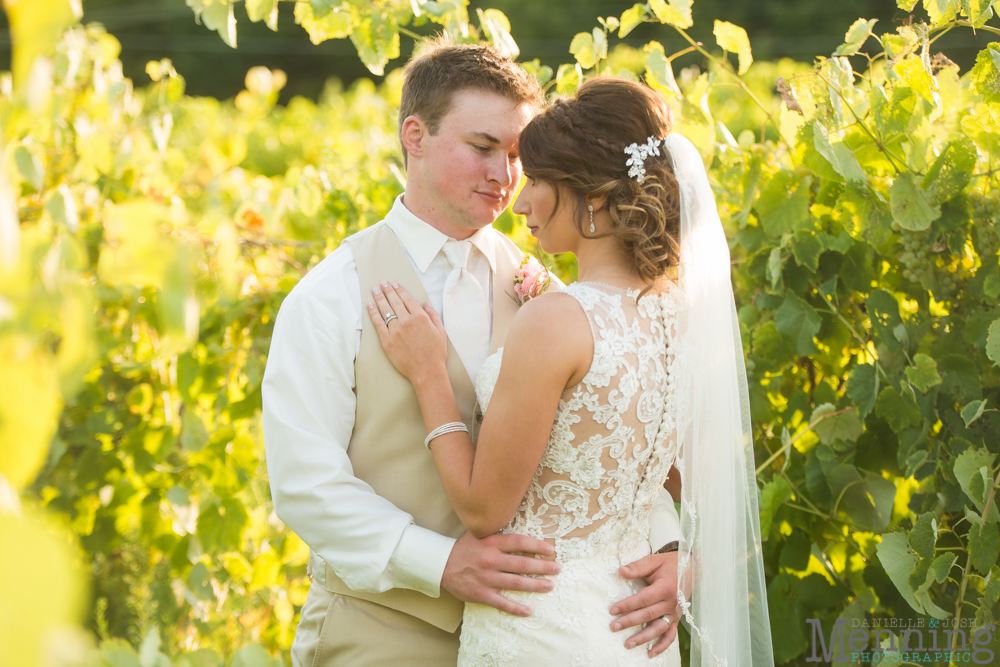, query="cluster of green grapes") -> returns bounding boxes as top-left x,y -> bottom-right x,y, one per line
897,229 -> 937,285
970,189 -> 1000,261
